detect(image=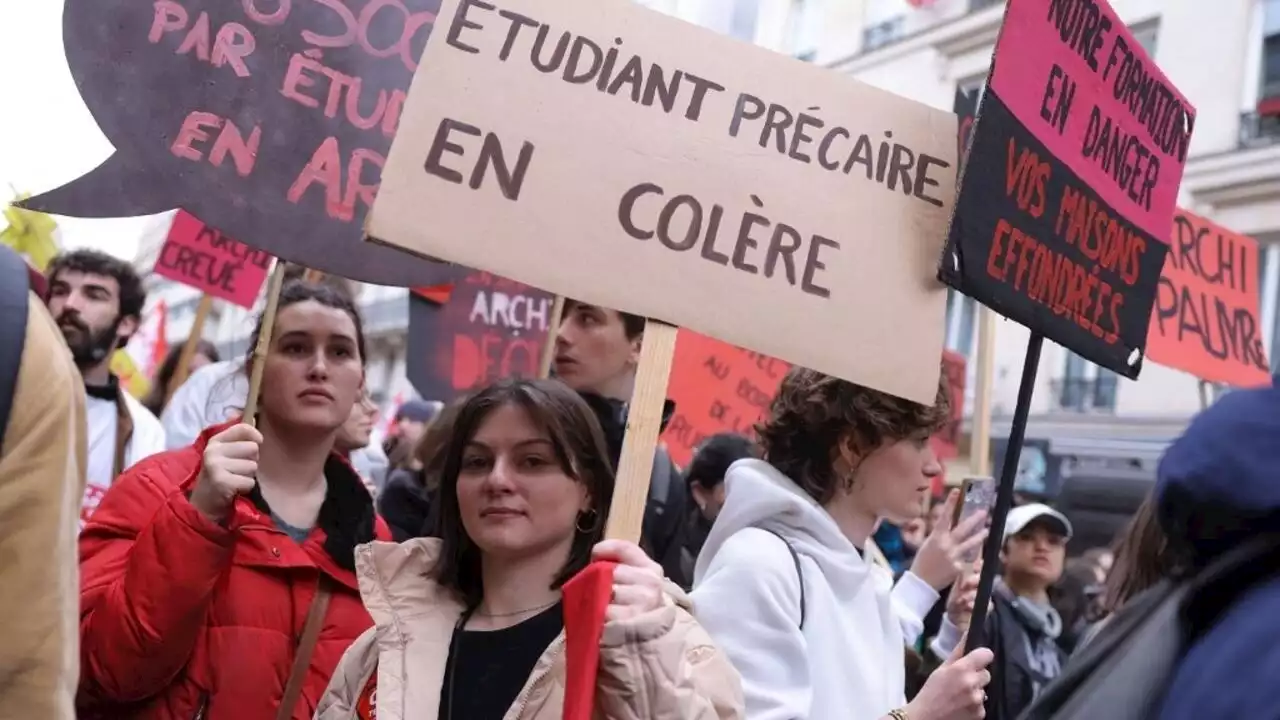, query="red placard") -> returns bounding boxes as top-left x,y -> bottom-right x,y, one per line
1147,210 -> 1271,387
931,350 -> 967,461
152,210 -> 271,308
